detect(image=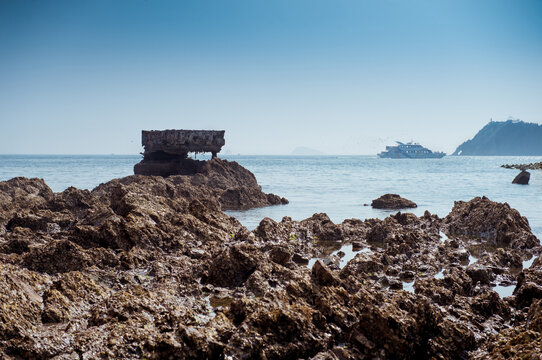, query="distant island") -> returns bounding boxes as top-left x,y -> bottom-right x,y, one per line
453,119 -> 542,155
291,146 -> 326,155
